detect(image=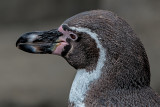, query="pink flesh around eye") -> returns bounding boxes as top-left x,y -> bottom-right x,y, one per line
58,25 -> 77,40
70,34 -> 76,39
